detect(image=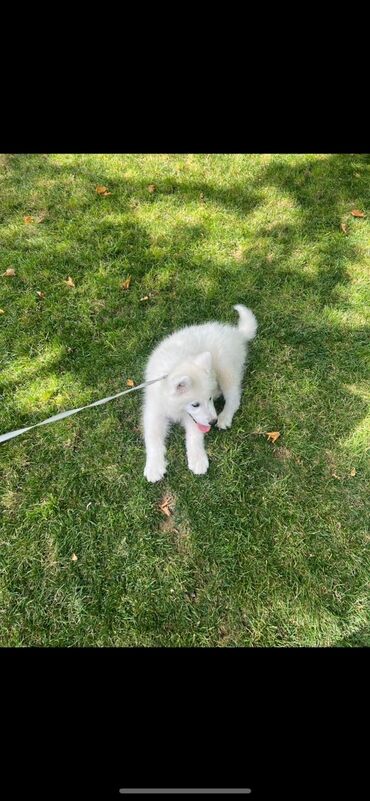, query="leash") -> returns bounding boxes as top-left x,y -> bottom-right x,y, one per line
0,374 -> 167,445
